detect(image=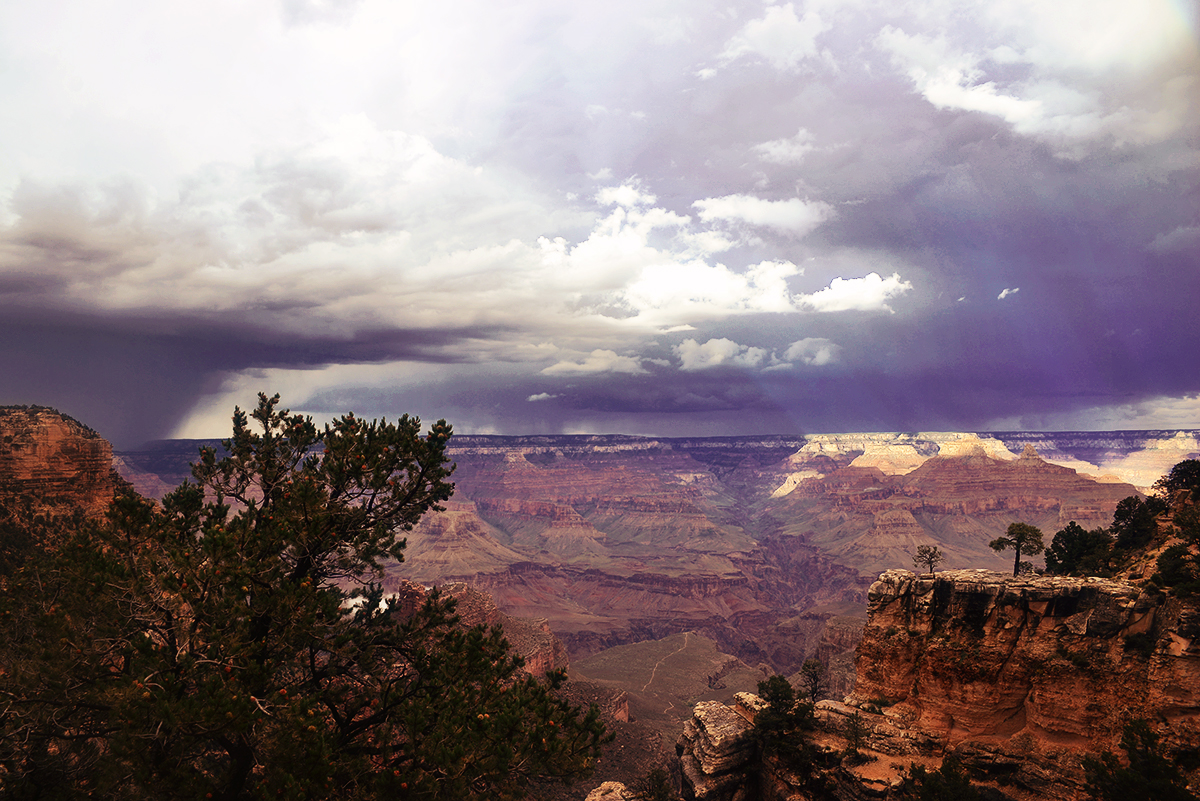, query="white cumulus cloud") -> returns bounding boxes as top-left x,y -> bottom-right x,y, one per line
718,3 -> 831,71
596,182 -> 657,208
675,338 -> 769,371
798,272 -> 913,313
754,128 -> 816,164
874,0 -> 1199,153
998,287 -> 1020,300
619,259 -> 803,325
692,194 -> 832,237
784,338 -> 841,366
541,349 -> 647,375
